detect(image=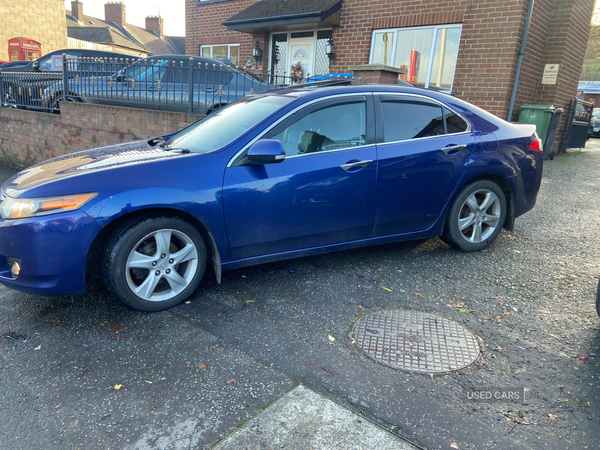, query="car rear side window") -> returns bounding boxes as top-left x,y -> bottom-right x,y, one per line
380,97 -> 468,142
381,99 -> 445,142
